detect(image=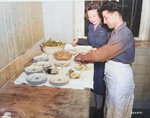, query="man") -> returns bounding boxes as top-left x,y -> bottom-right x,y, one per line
75,1 -> 135,118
